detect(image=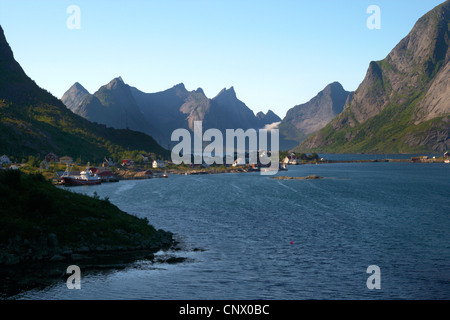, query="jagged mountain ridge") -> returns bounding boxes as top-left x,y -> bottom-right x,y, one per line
63,80 -> 282,147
